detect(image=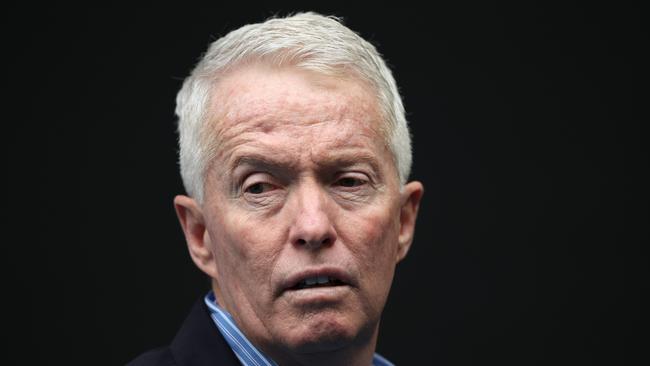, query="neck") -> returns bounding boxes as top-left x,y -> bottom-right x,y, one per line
264,325 -> 379,366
